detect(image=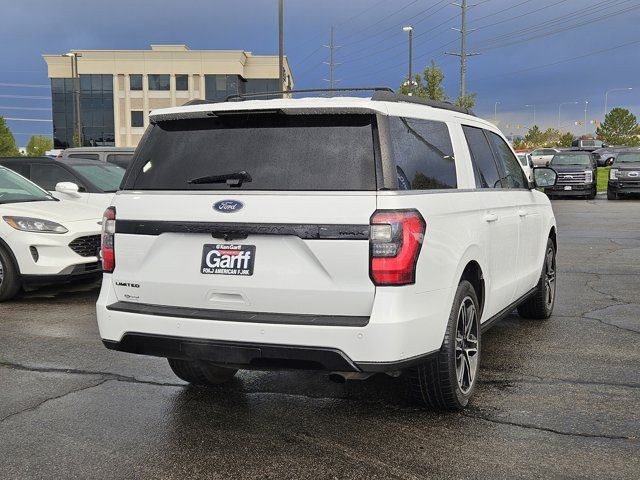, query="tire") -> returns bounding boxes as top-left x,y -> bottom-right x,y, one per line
517,238 -> 556,320
407,280 -> 480,410
607,190 -> 618,200
587,187 -> 597,200
0,246 -> 21,302
167,358 -> 238,386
